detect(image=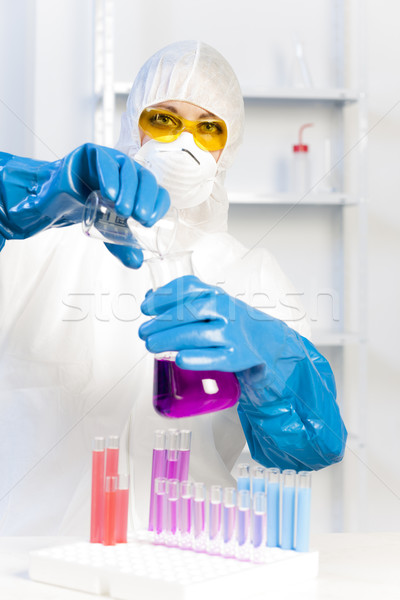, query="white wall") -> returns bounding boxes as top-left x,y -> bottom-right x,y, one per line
0,0 -> 94,160
0,0 -> 35,156
364,0 -> 400,530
